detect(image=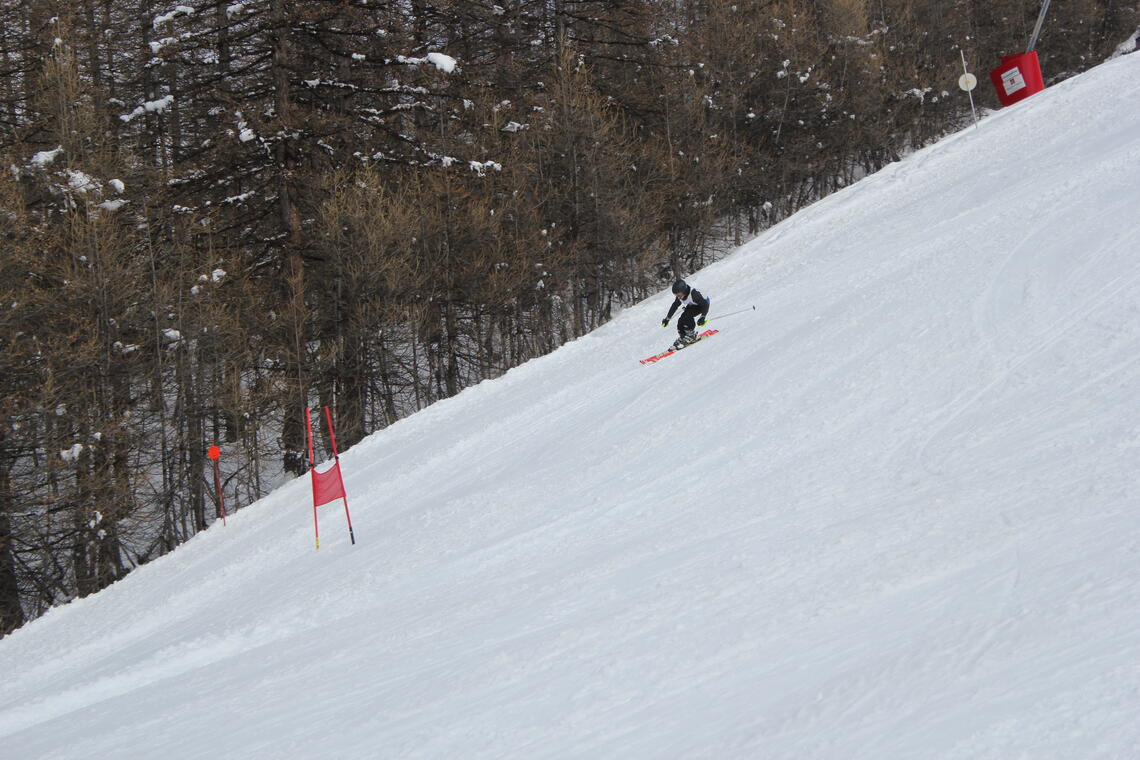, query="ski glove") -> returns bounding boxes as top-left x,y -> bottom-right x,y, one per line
697,317 -> 706,327
661,318 -> 670,327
